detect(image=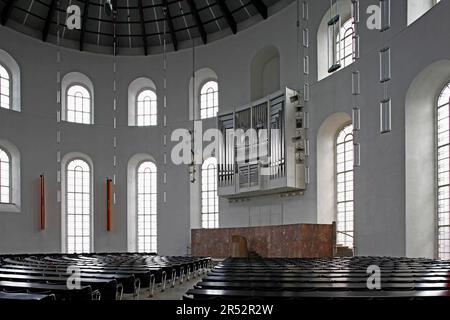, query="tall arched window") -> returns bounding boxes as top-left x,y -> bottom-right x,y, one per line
336,124 -> 354,248
437,82 -> 450,260
67,85 -> 92,124
66,159 -> 92,253
0,147 -> 11,203
337,18 -> 354,69
0,139 -> 21,212
201,157 -> 218,228
0,49 -> 20,111
0,64 -> 11,110
137,161 -> 157,252
136,89 -> 157,126
200,81 -> 218,119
